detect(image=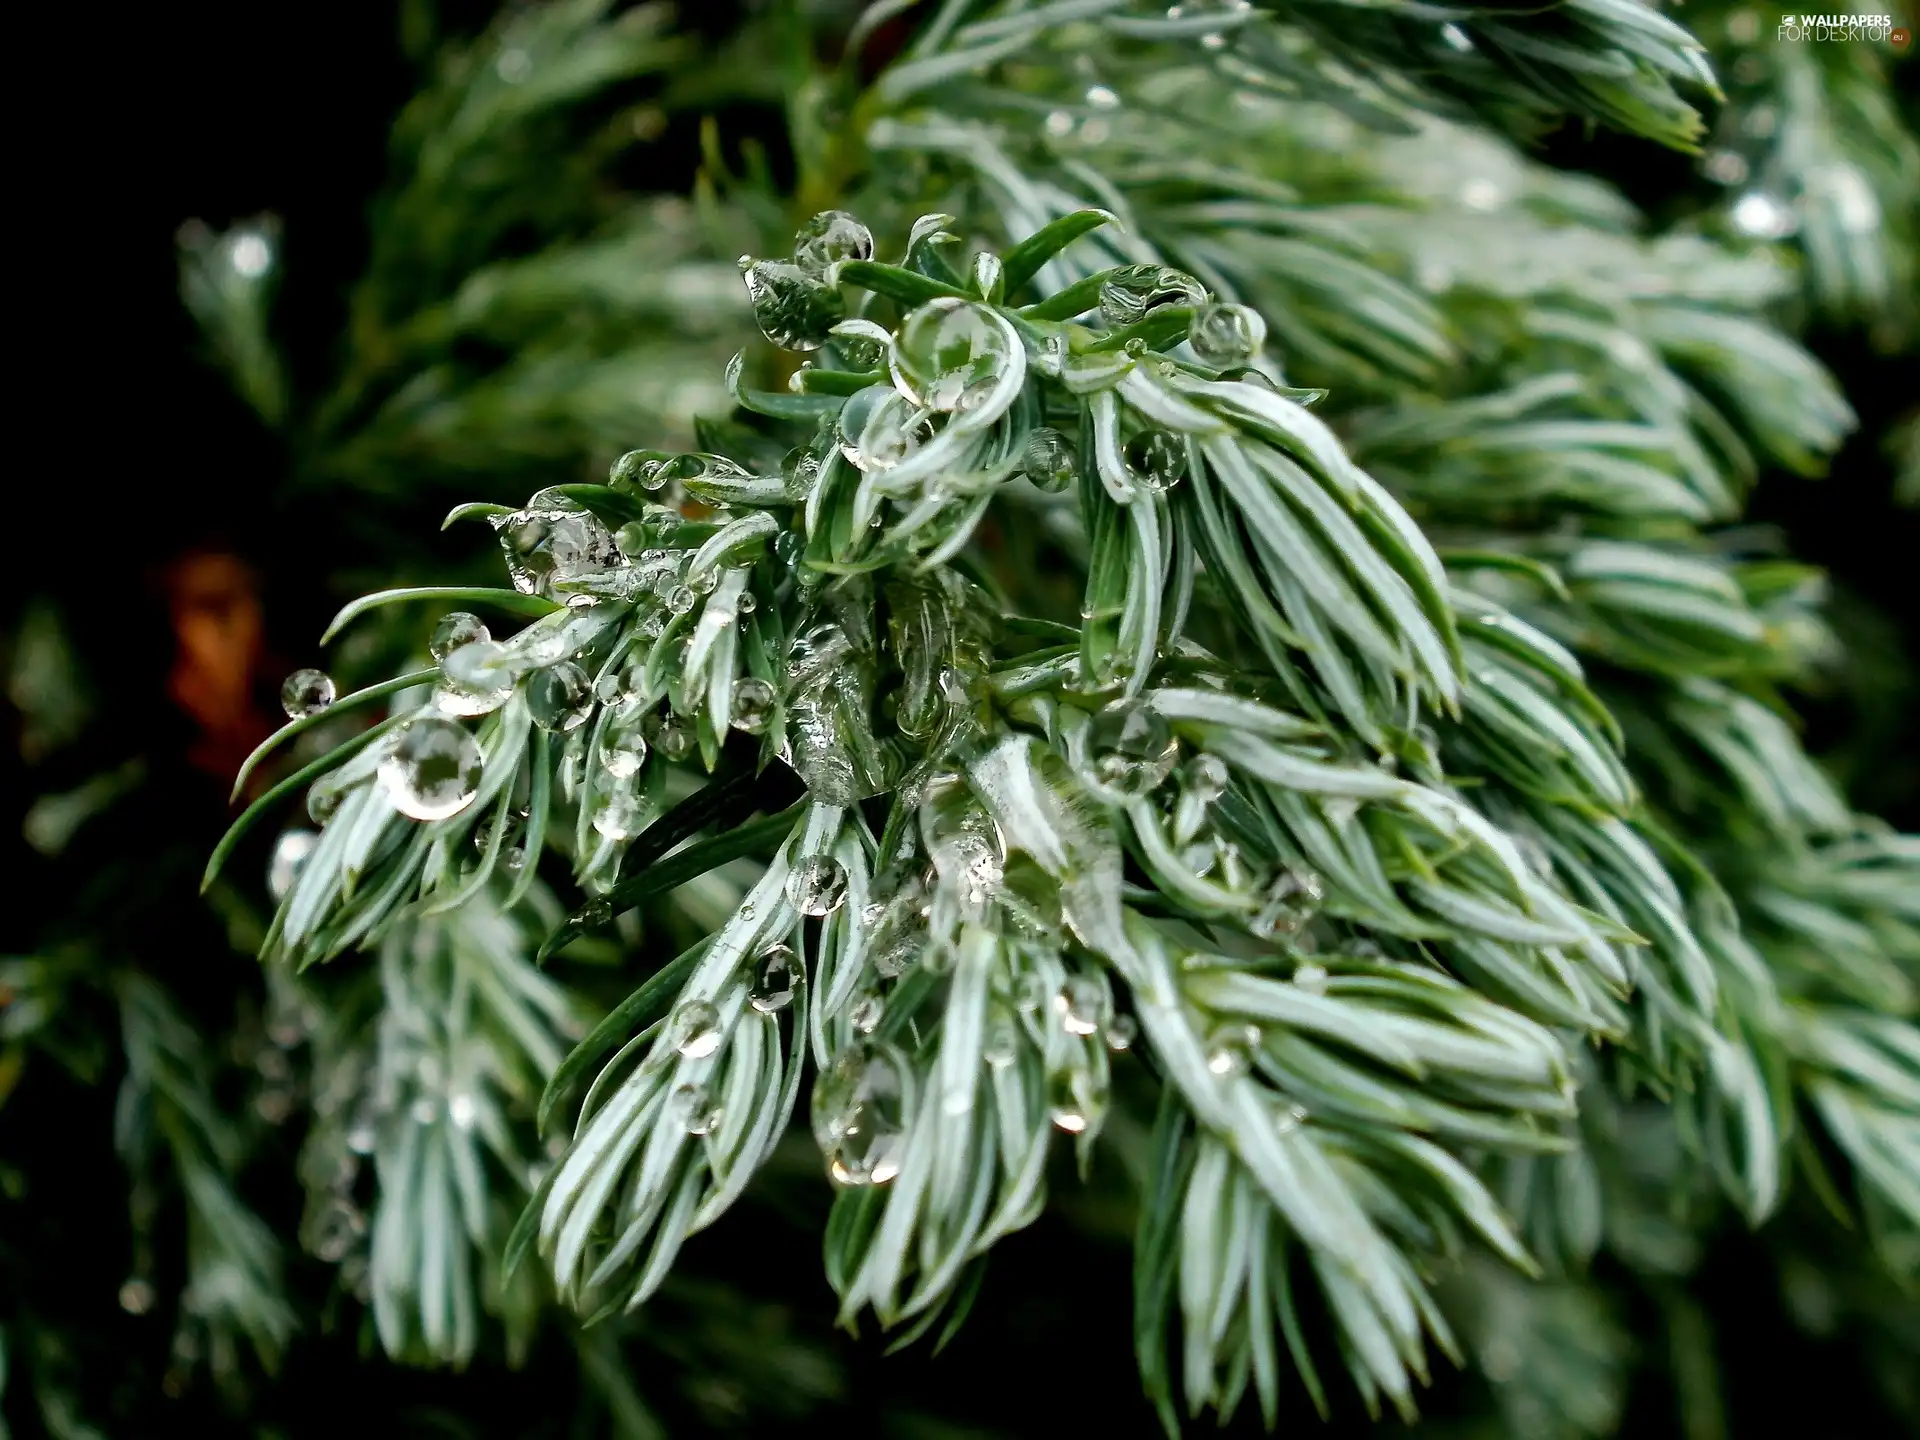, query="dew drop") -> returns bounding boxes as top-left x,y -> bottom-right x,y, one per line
1125,429 -> 1186,493
1205,1022 -> 1261,1076
378,718 -> 484,821
793,210 -> 874,275
281,668 -> 336,719
813,1044 -> 908,1186
669,999 -> 722,1059
786,854 -> 849,916
120,1277 -> 156,1315
609,448 -> 674,492
437,639 -> 516,717
749,944 -> 798,1013
730,676 -> 777,735
600,726 -> 648,779
268,829 -> 319,901
1105,1014 -> 1138,1052
983,1020 -> 1020,1068
428,613 -> 490,665
1188,301 -> 1266,367
740,257 -> 846,351
592,791 -> 646,841
1022,426 -> 1077,493
527,660 -> 592,731
492,496 -> 622,598
448,1093 -> 477,1130
1098,264 -> 1206,329
1054,974 -> 1108,1037
641,710 -> 695,761
889,297 -> 1016,413
671,1082 -> 722,1135
1251,869 -> 1324,939
1088,698 -> 1180,797
850,991 -> 885,1034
